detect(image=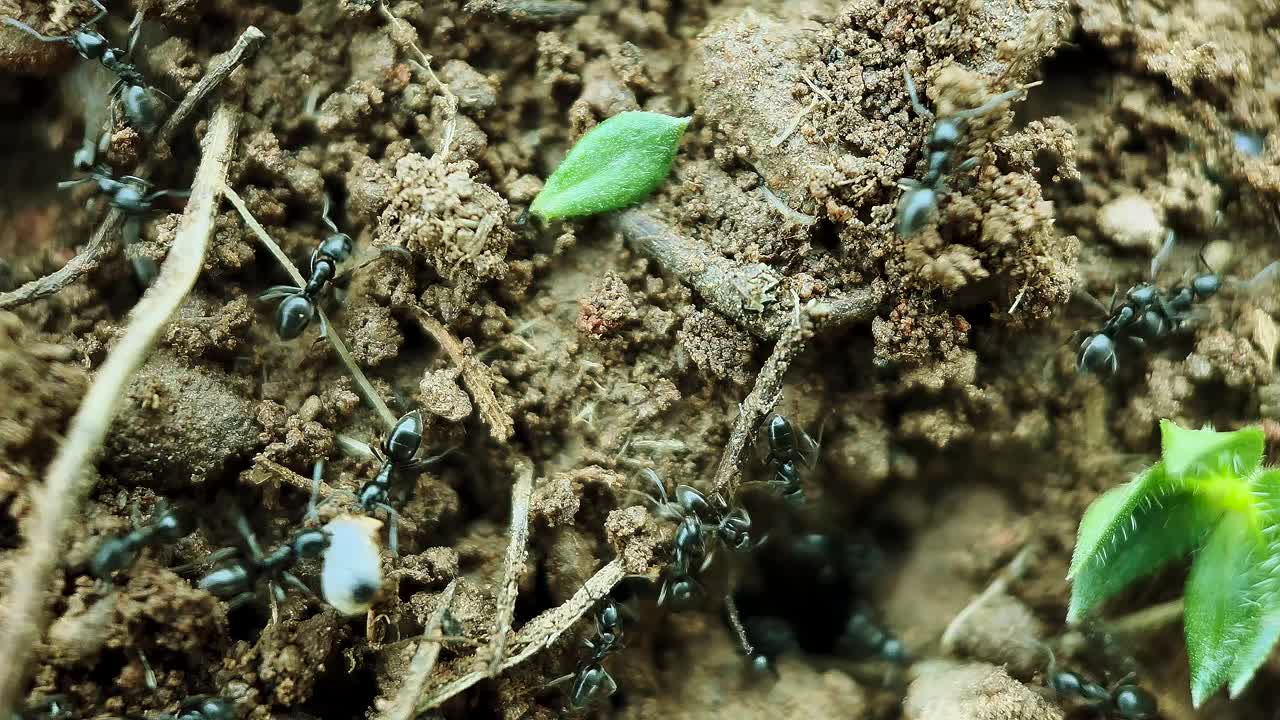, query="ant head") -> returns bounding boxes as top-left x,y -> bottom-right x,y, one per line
154,507 -> 194,542
1112,685 -> 1158,719
1078,333 -> 1116,375
930,118 -> 965,149
767,414 -> 793,438
1126,283 -> 1158,306
896,185 -> 938,237
275,294 -> 316,340
1192,273 -> 1221,299
384,411 -> 424,462
293,529 -> 331,558
89,536 -> 136,579
319,232 -> 354,263
70,29 -> 108,59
